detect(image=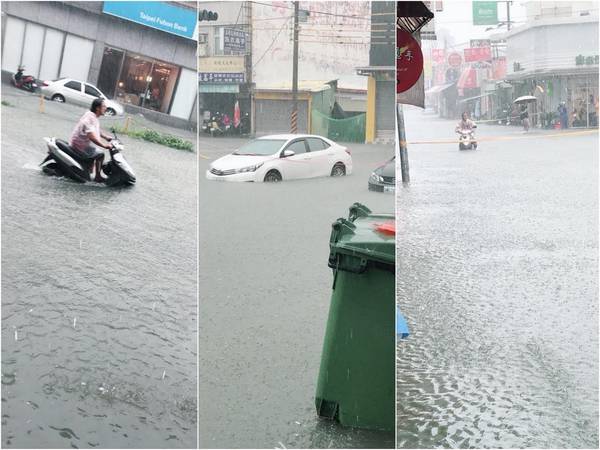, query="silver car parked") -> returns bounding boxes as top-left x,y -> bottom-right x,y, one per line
41,78 -> 124,116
